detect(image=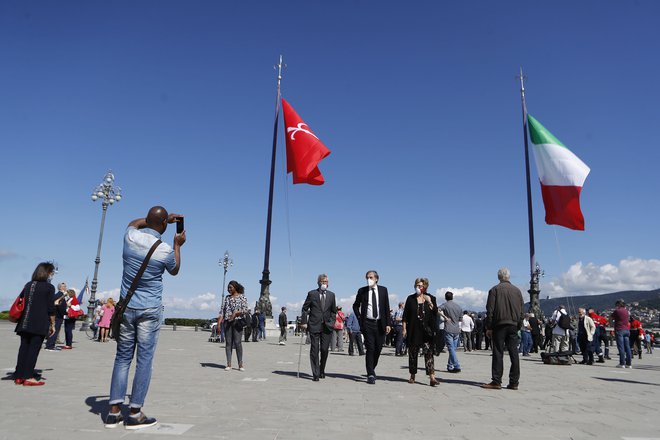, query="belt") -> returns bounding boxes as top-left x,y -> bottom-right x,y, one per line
365,318 -> 378,322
